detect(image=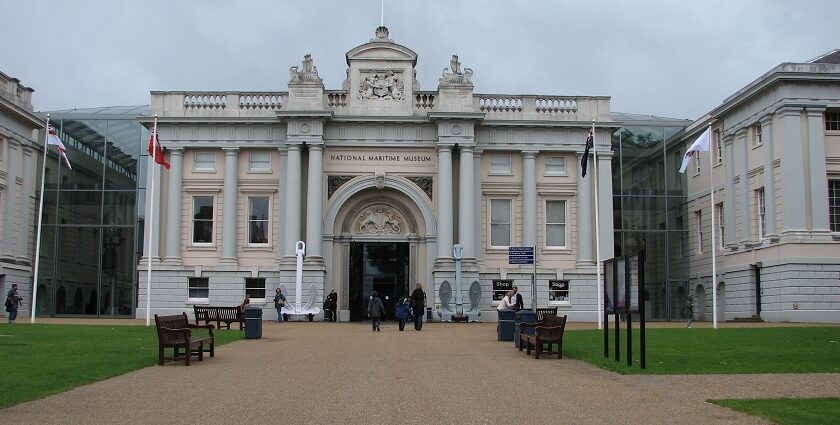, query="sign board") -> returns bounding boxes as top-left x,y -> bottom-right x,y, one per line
508,246 -> 534,265
493,280 -> 513,300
